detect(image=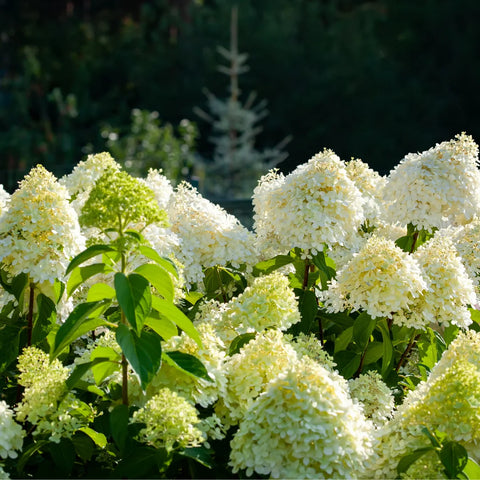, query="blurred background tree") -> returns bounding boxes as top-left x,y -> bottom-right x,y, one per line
1,0 -> 480,195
